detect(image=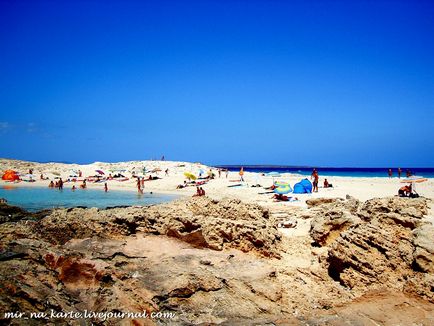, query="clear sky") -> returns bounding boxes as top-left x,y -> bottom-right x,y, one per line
0,0 -> 433,167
